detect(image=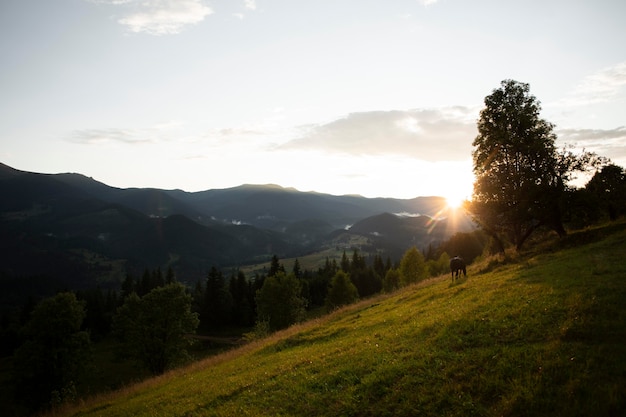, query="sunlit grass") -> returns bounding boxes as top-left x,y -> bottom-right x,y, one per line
52,222 -> 626,417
